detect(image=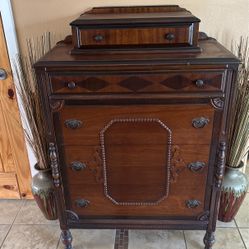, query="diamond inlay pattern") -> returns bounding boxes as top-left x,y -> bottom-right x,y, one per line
119,77 -> 153,92
160,75 -> 190,90
81,77 -> 109,91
